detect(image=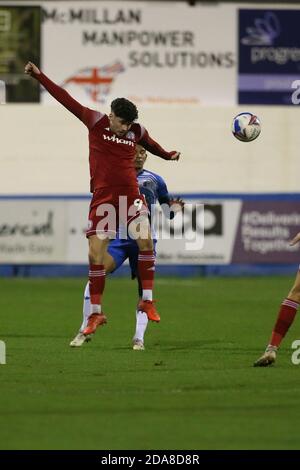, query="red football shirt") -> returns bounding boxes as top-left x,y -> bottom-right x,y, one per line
36,72 -> 175,192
